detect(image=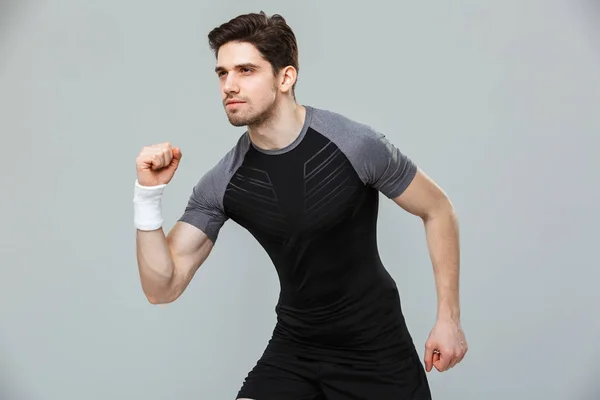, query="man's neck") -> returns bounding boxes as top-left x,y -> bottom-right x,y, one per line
247,101 -> 306,151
